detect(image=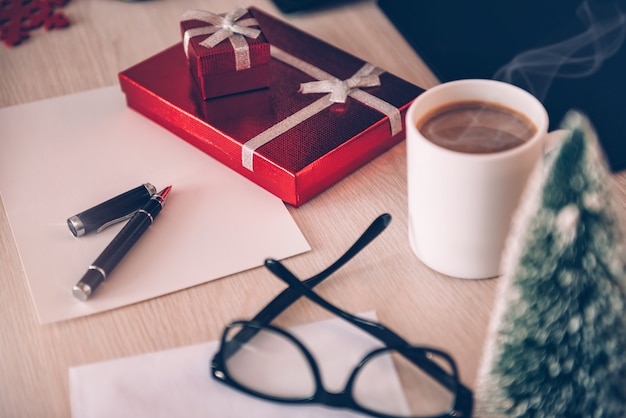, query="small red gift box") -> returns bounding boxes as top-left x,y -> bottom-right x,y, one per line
180,8 -> 270,99
119,7 -> 423,207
